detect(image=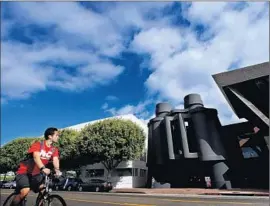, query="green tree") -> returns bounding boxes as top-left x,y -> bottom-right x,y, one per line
57,129 -> 79,163
0,137 -> 41,172
56,129 -> 85,174
0,148 -> 13,180
56,128 -> 95,178
78,119 -> 145,178
0,155 -> 12,173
